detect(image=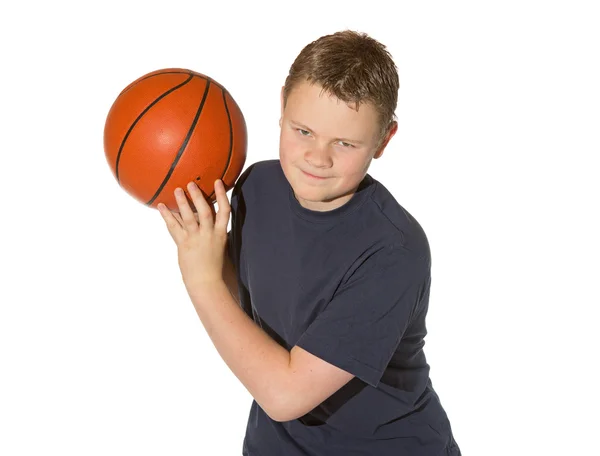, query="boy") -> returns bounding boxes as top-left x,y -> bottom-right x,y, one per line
158,30 -> 461,455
